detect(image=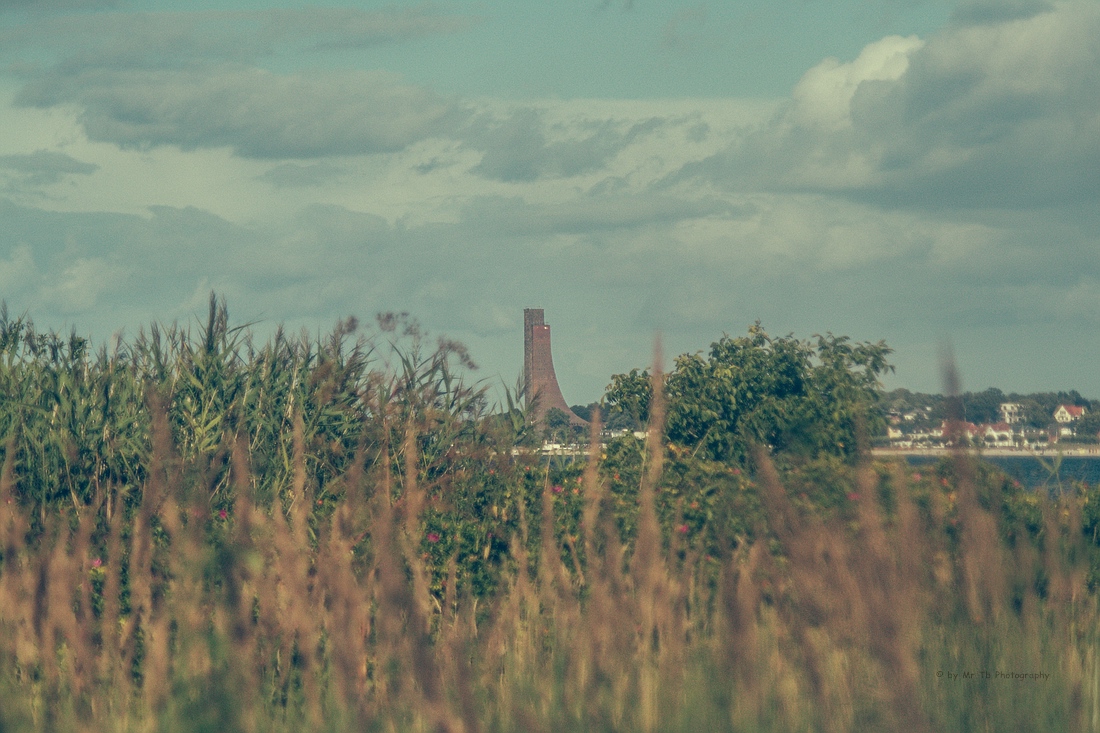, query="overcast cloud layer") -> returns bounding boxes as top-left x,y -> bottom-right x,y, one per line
0,0 -> 1097,402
